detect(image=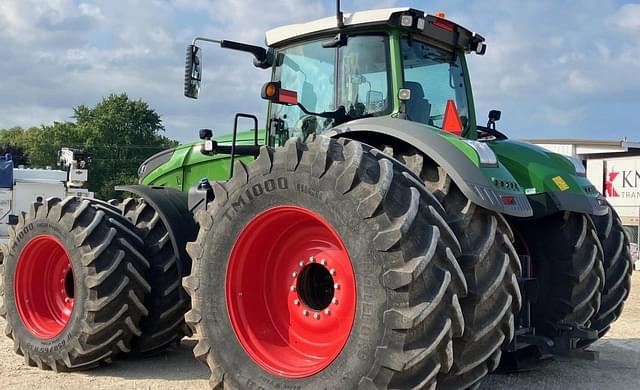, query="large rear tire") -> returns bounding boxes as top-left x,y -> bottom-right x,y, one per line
0,197 -> 150,371
512,212 -> 604,336
582,205 -> 632,344
383,147 -> 522,389
115,198 -> 192,355
184,137 -> 467,389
